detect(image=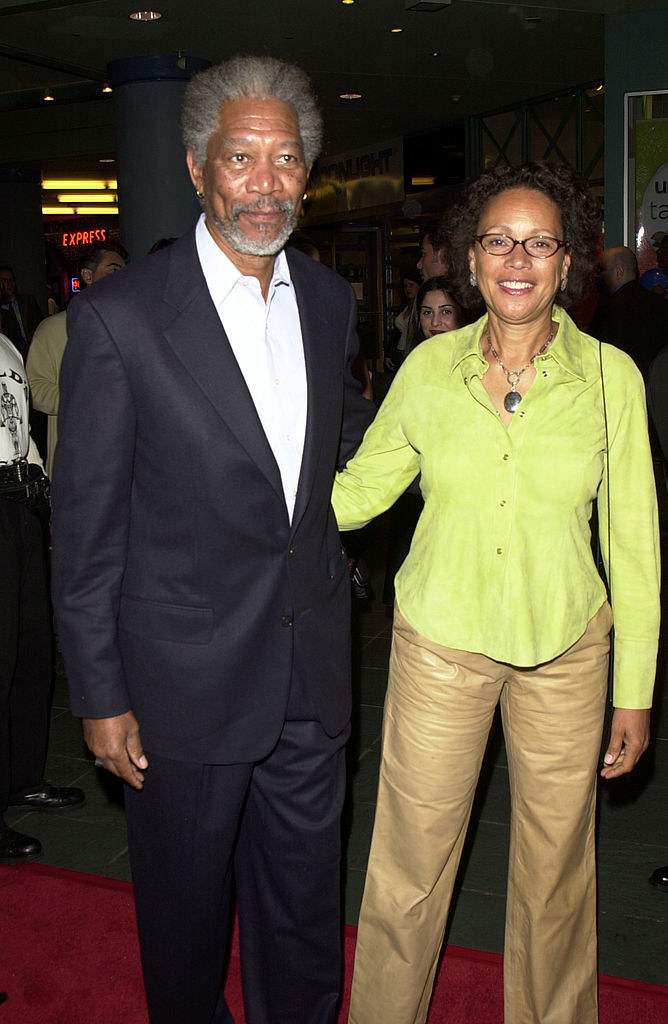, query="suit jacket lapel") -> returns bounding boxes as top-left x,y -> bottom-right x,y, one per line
159,230 -> 285,503
288,251 -> 338,531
